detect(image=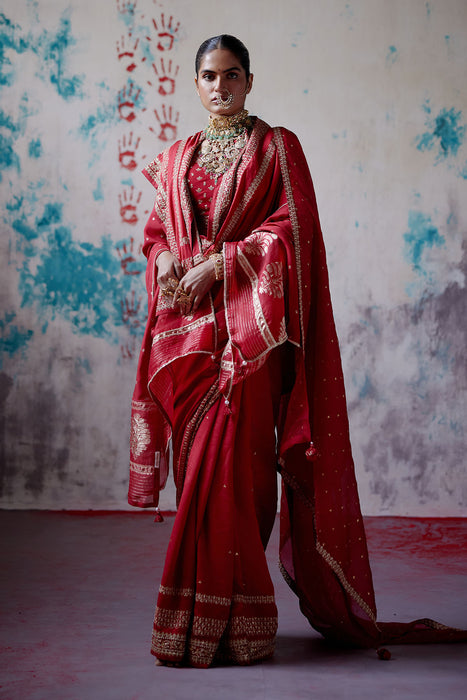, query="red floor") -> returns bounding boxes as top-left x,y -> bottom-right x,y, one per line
1,512 -> 466,699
